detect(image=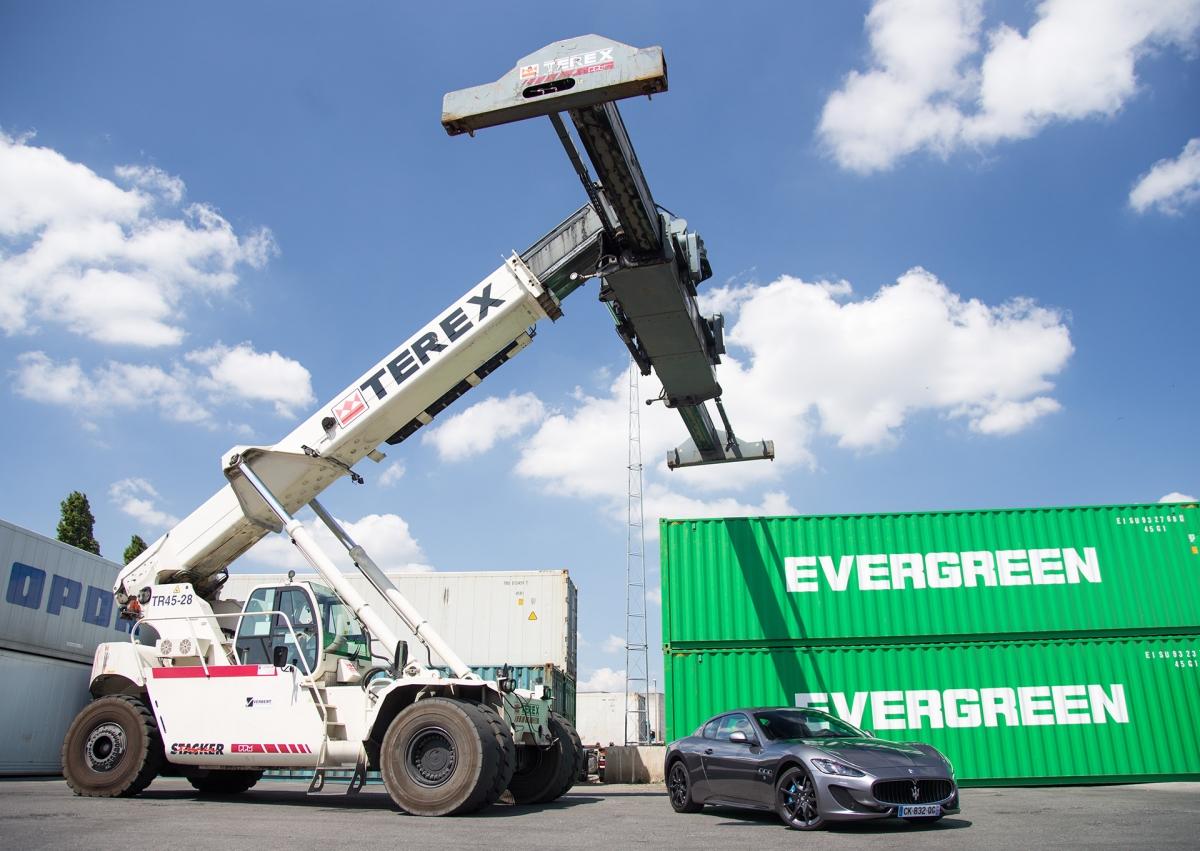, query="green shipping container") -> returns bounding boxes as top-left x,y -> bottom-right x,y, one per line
661,503 -> 1200,646
663,635 -> 1200,784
